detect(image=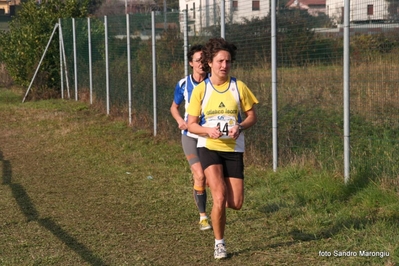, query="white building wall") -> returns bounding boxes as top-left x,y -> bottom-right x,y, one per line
351,0 -> 388,22
326,0 -> 390,24
229,0 -> 269,23
326,0 -> 343,23
180,0 -> 270,35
